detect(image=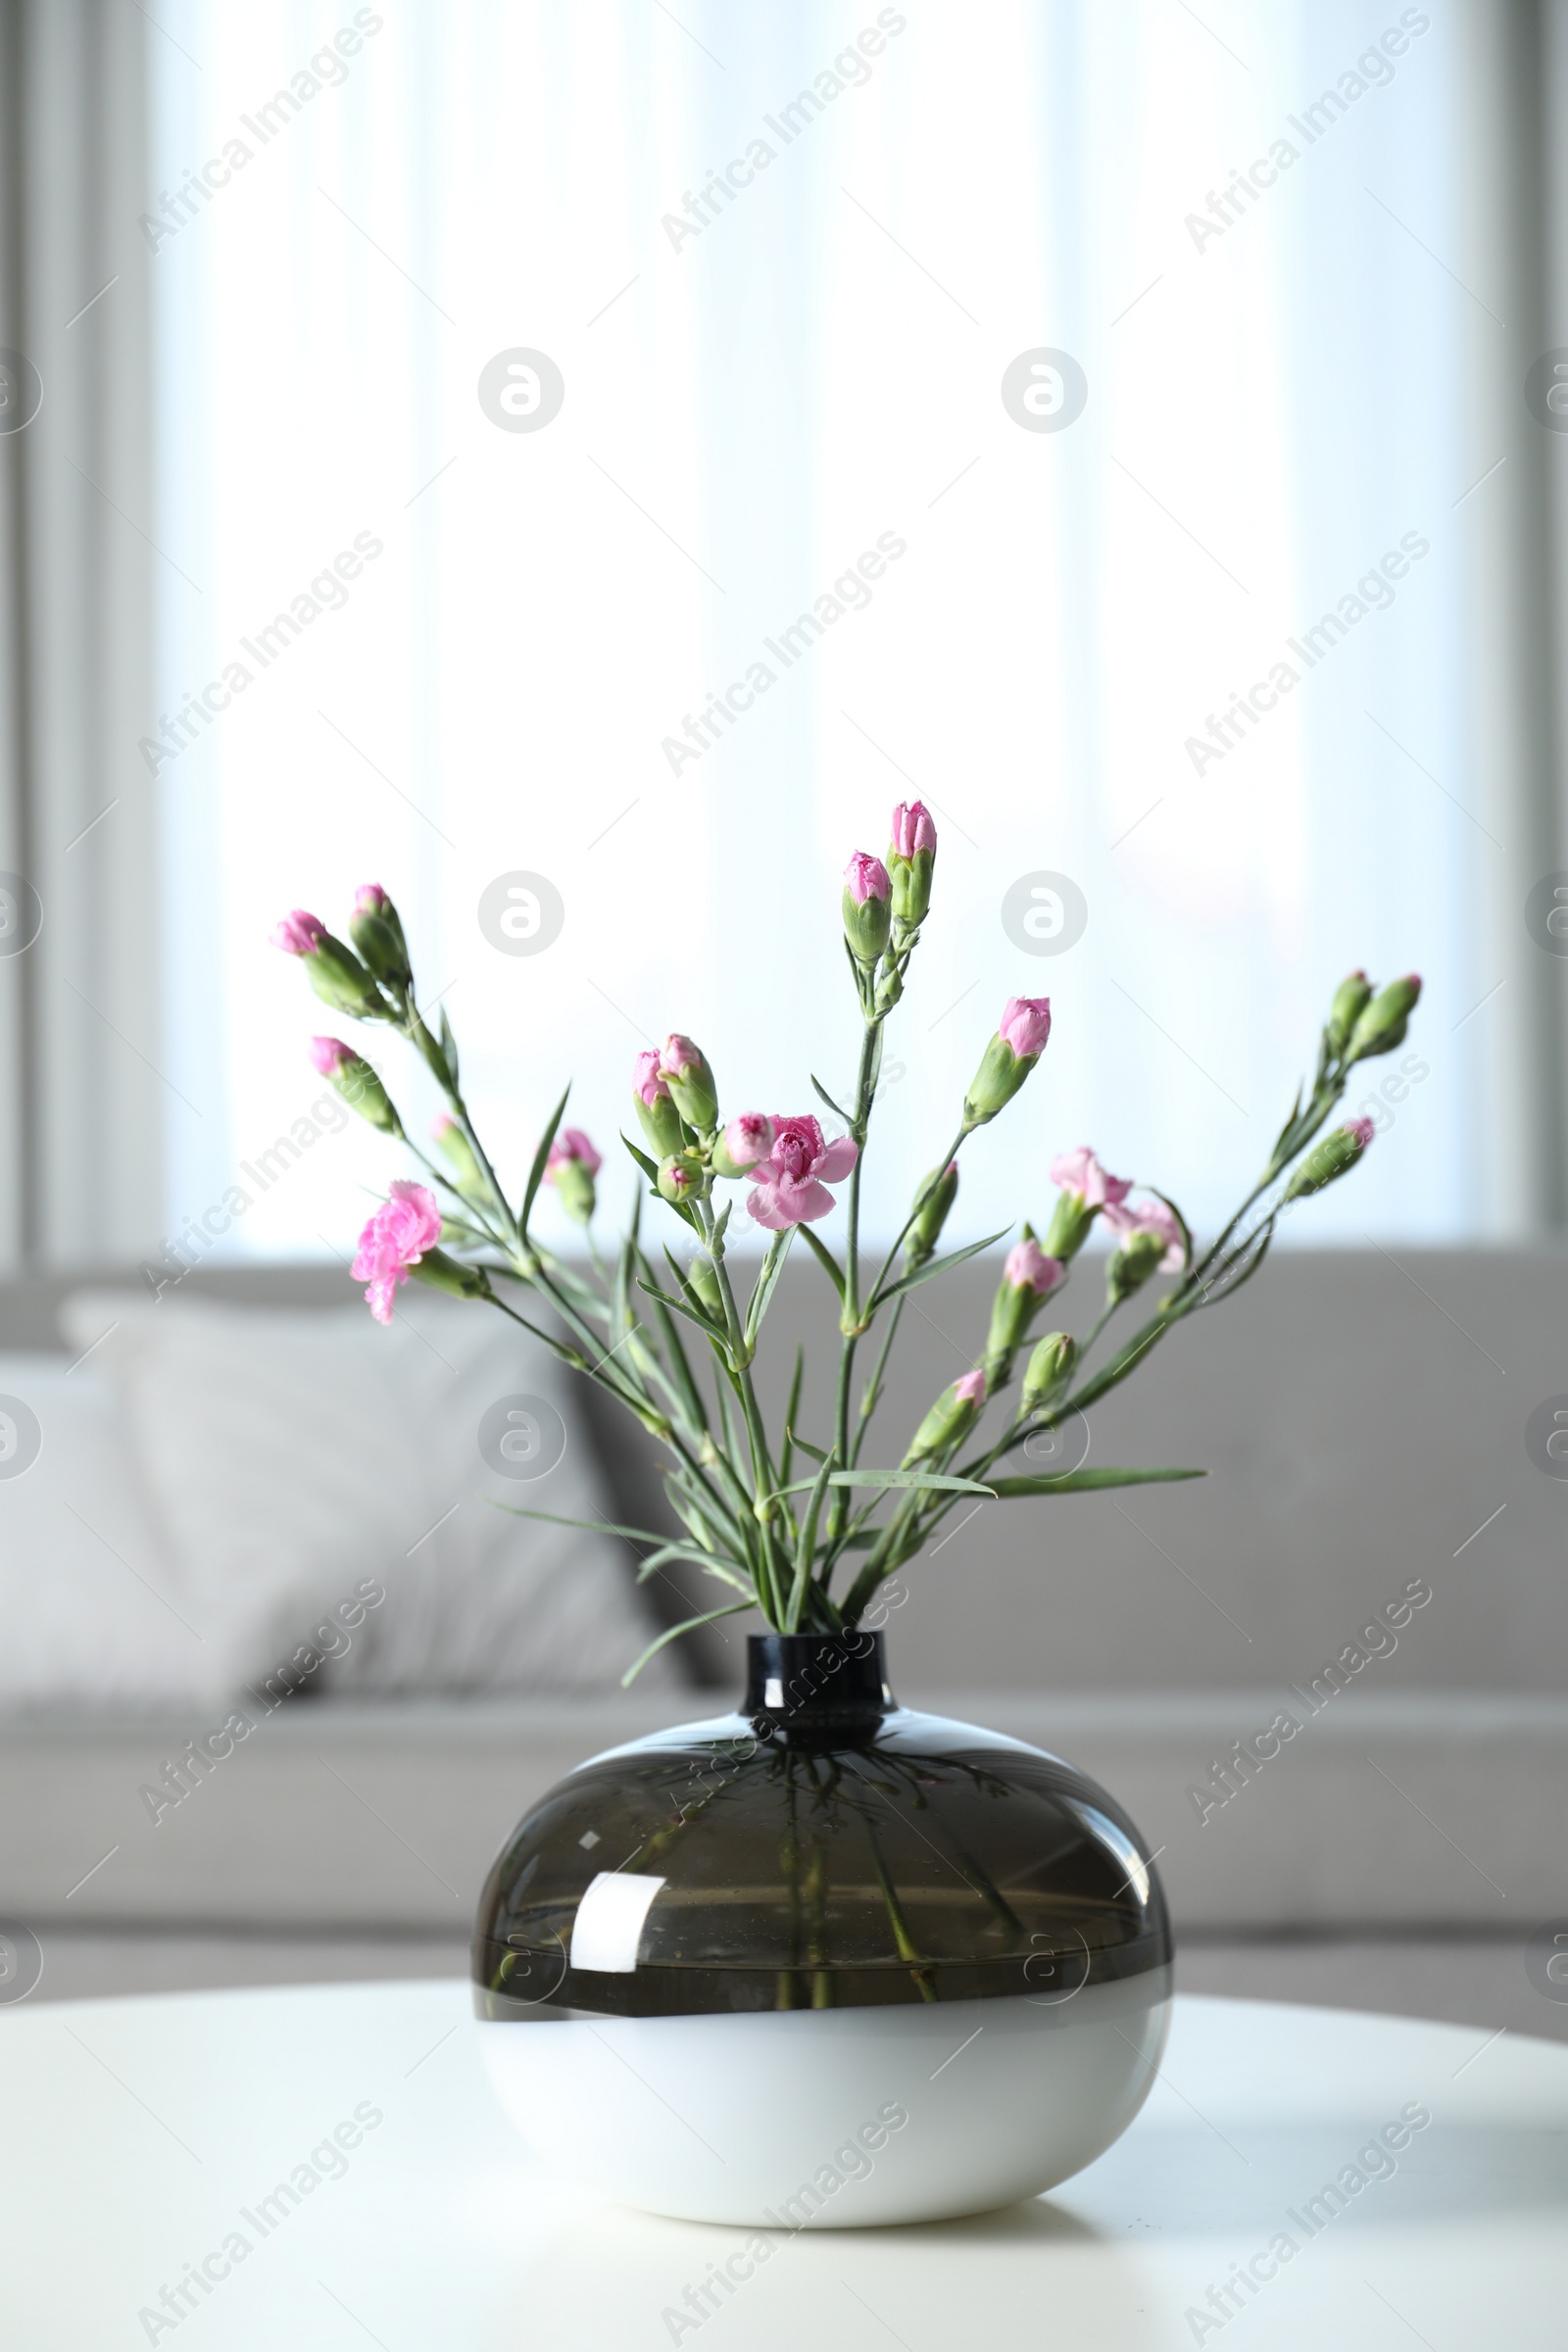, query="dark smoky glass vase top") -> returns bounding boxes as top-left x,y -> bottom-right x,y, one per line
473,1631 -> 1172,2020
